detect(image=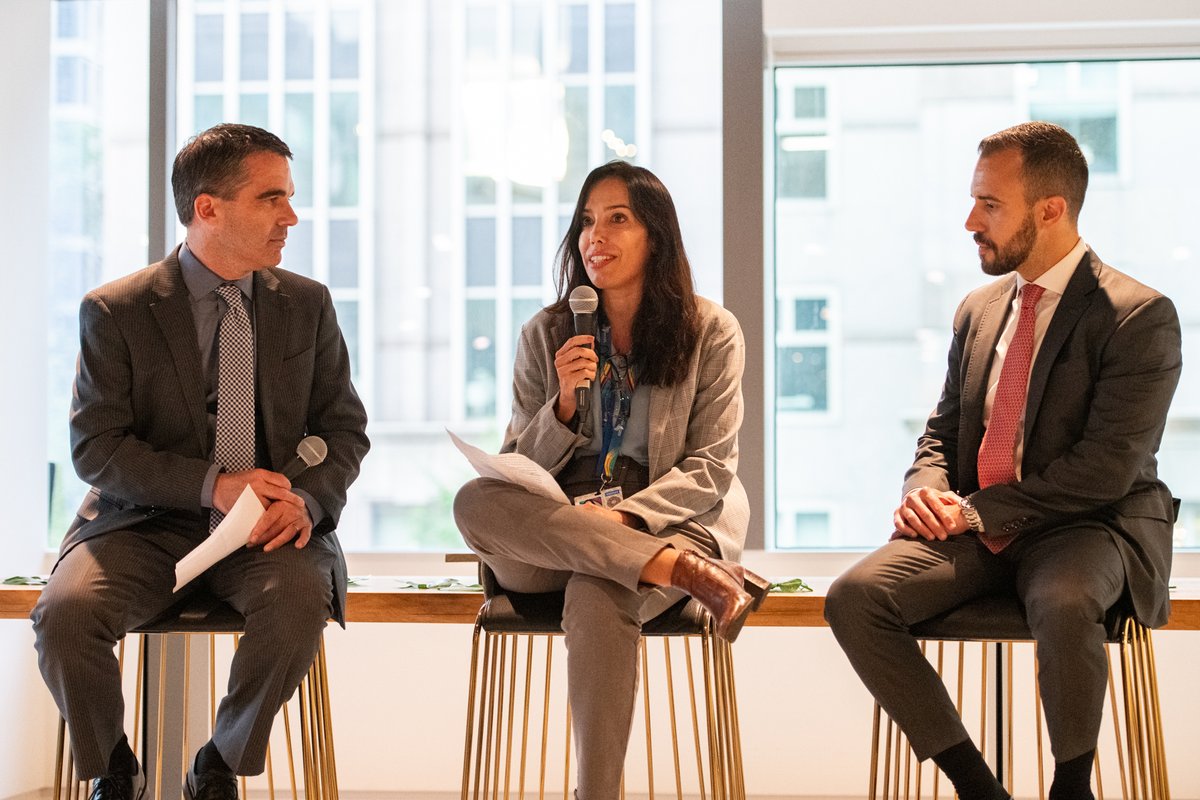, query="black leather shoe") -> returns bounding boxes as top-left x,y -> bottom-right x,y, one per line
185,762 -> 238,800
88,761 -> 145,800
